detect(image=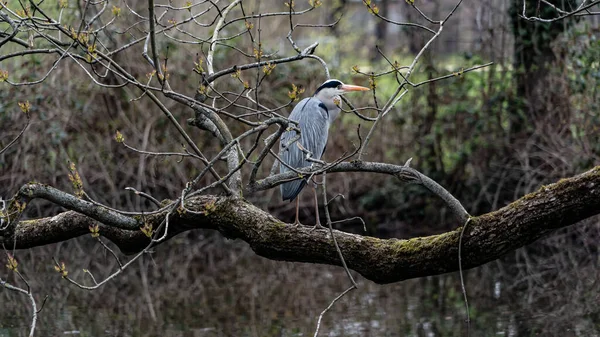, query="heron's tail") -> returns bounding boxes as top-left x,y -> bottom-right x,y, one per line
279,142 -> 307,201
281,179 -> 306,201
